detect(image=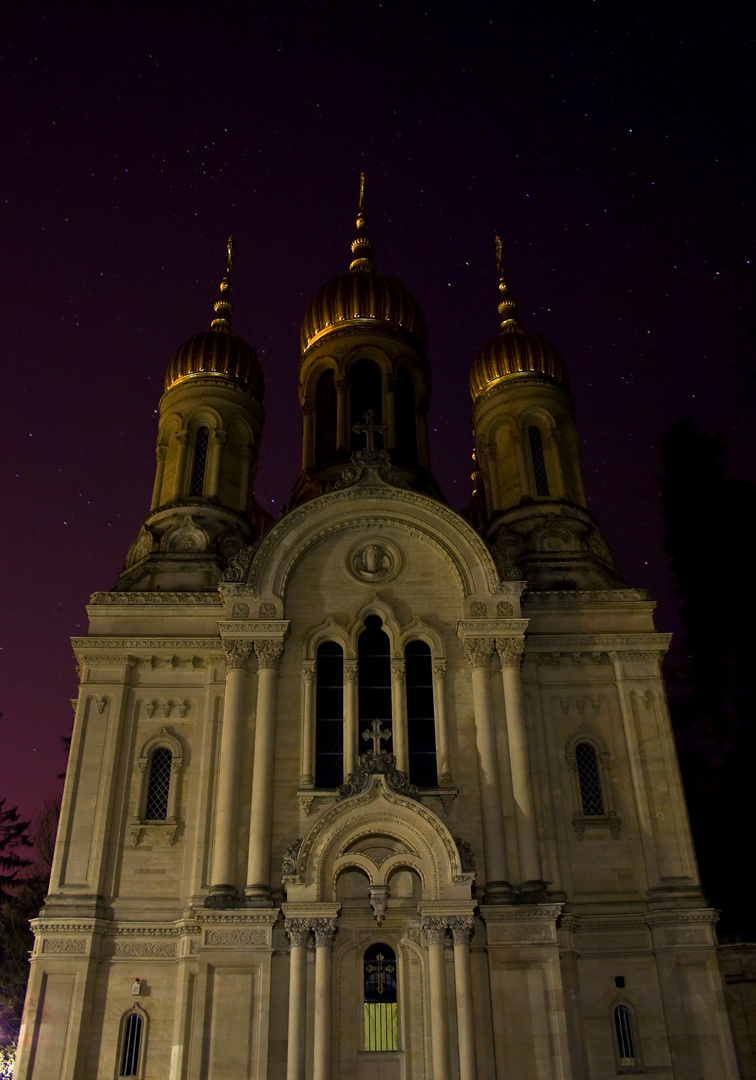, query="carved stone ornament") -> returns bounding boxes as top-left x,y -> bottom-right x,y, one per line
470,601 -> 488,617
285,918 -> 312,947
496,637 -> 525,670
334,449 -> 410,492
421,916 -> 450,945
337,751 -> 419,802
161,516 -> 208,554
454,837 -> 476,872
282,839 -> 303,877
311,918 -> 338,946
224,640 -> 255,670
231,601 -> 250,619
463,637 -> 495,670
449,915 -> 475,945
497,600 -> 514,616
368,886 -> 389,925
130,822 -> 178,847
259,602 -> 276,618
222,542 -> 260,583
345,537 -> 401,585
255,639 -> 284,670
